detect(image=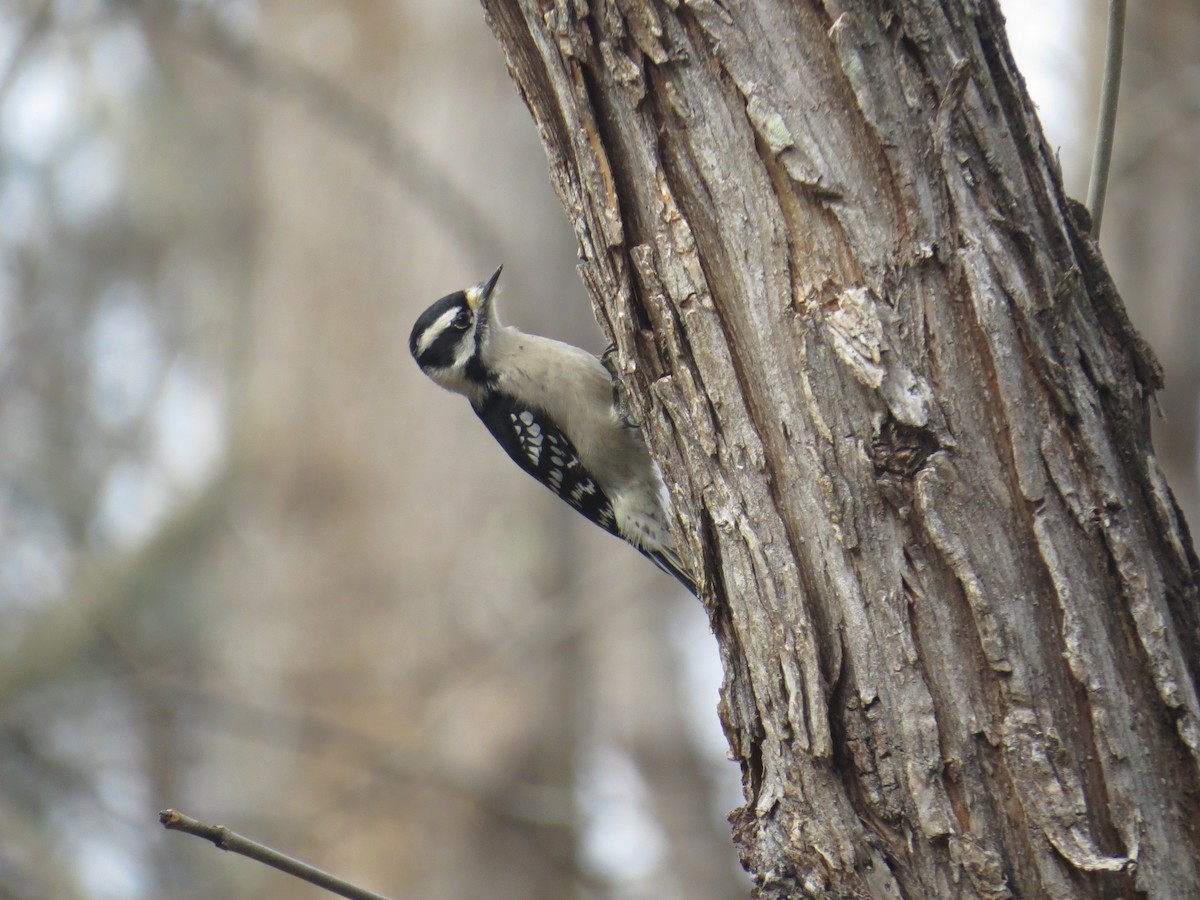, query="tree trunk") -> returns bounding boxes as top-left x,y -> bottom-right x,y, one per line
480,1 -> 1200,897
